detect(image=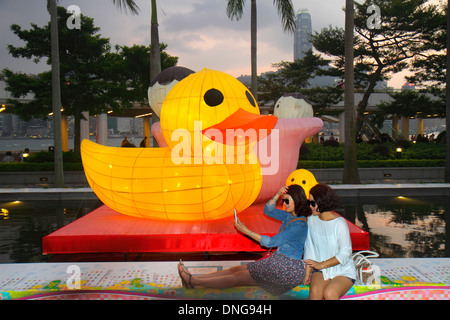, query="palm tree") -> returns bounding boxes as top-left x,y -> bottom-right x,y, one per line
150,0 -> 161,147
342,0 -> 360,184
226,0 -> 296,101
47,0 -> 139,187
150,0 -> 161,82
112,0 -> 140,15
48,0 -> 64,187
446,1 -> 450,182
